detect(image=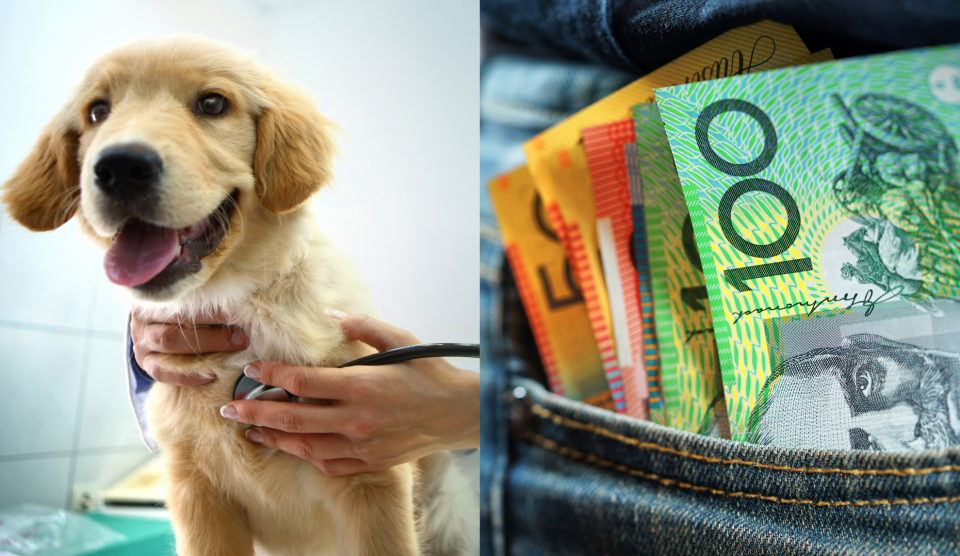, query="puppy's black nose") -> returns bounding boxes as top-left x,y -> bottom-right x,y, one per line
93,144 -> 163,200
